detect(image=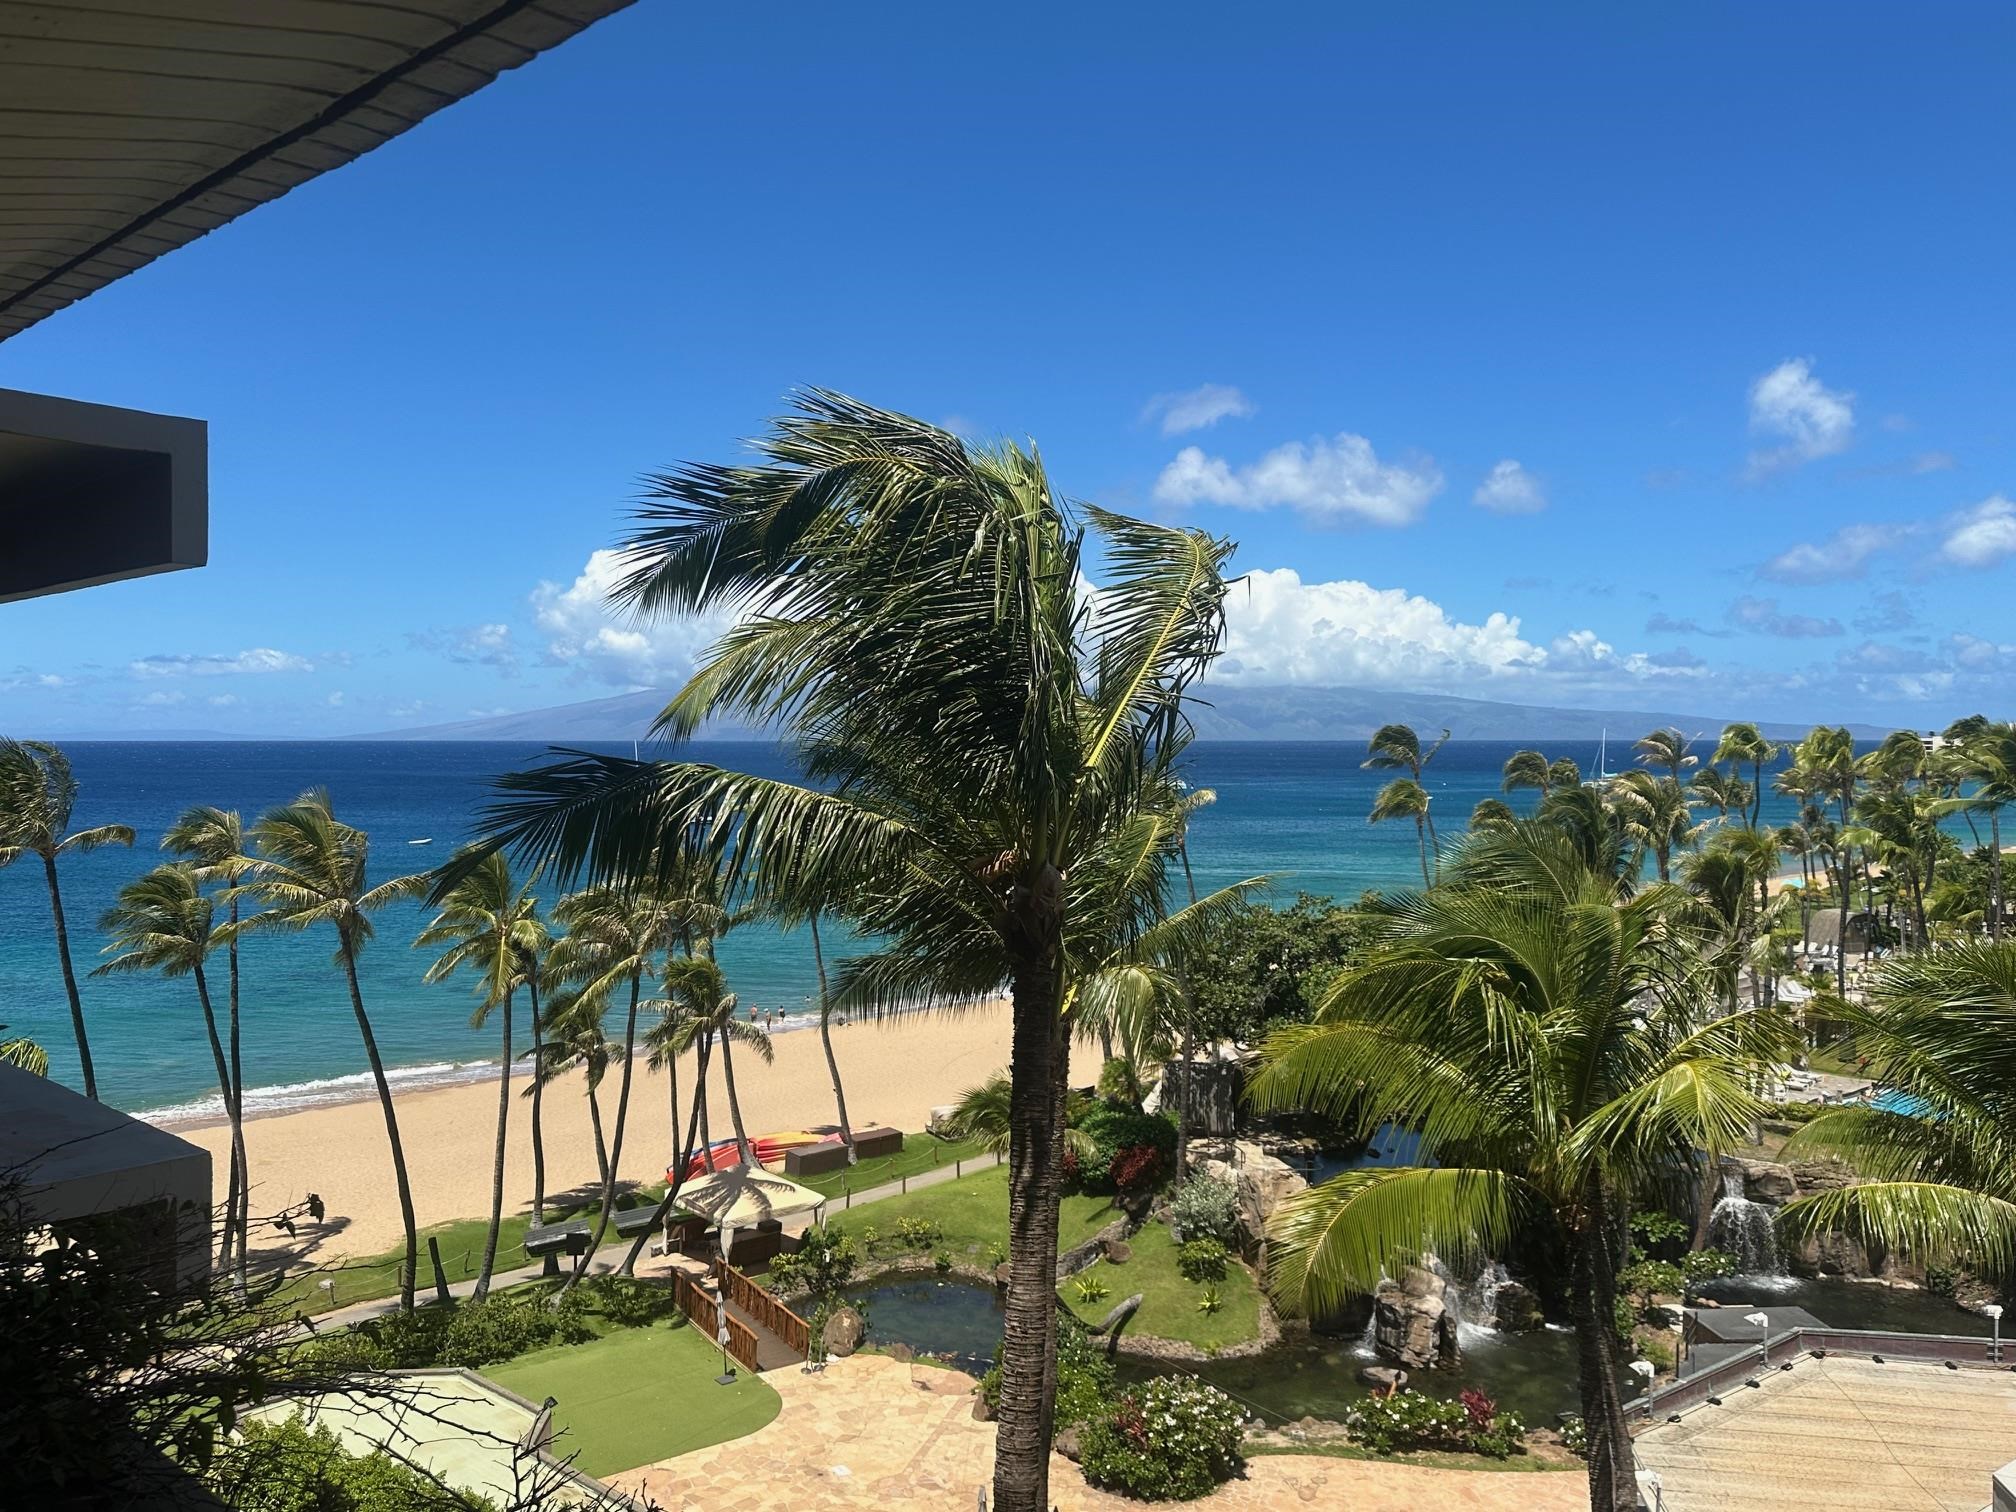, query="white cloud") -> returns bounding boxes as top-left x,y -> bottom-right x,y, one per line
130,647 -> 313,678
532,548 -> 743,688
1728,595 -> 1844,639
1472,459 -> 1546,514
1141,384 -> 1256,436
410,622 -> 517,672
137,690 -> 186,707
1759,523 -> 1899,584
1939,494 -> 2016,569
1747,358 -> 1854,475
1154,434 -> 1442,526
206,694 -> 241,708
326,691 -> 346,708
